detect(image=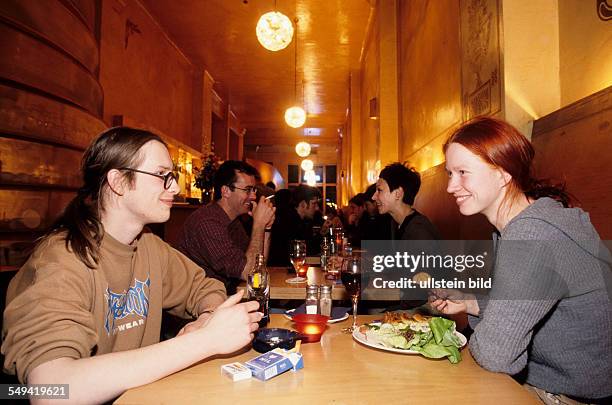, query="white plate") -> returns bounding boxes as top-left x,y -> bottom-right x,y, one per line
352,322 -> 467,355
284,309 -> 349,324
